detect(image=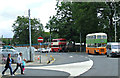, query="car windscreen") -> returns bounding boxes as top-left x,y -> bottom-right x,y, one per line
2,49 -> 14,52
111,45 -> 120,49
2,50 -> 7,52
